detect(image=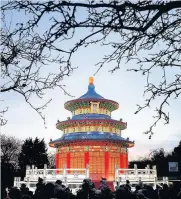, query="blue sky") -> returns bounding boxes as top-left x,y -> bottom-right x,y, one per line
1,2 -> 181,160
1,51 -> 181,160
